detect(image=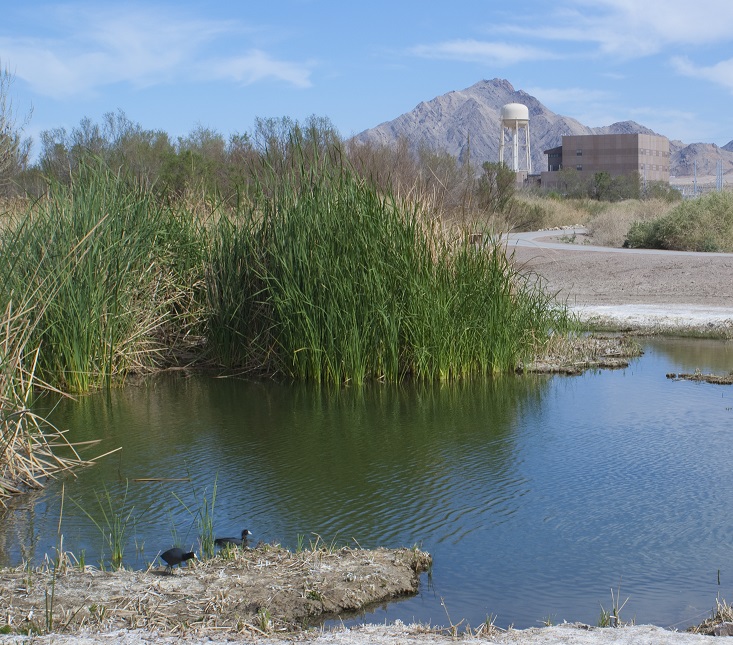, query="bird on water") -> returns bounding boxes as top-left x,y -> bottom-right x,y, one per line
160,547 -> 196,573
214,529 -> 252,547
